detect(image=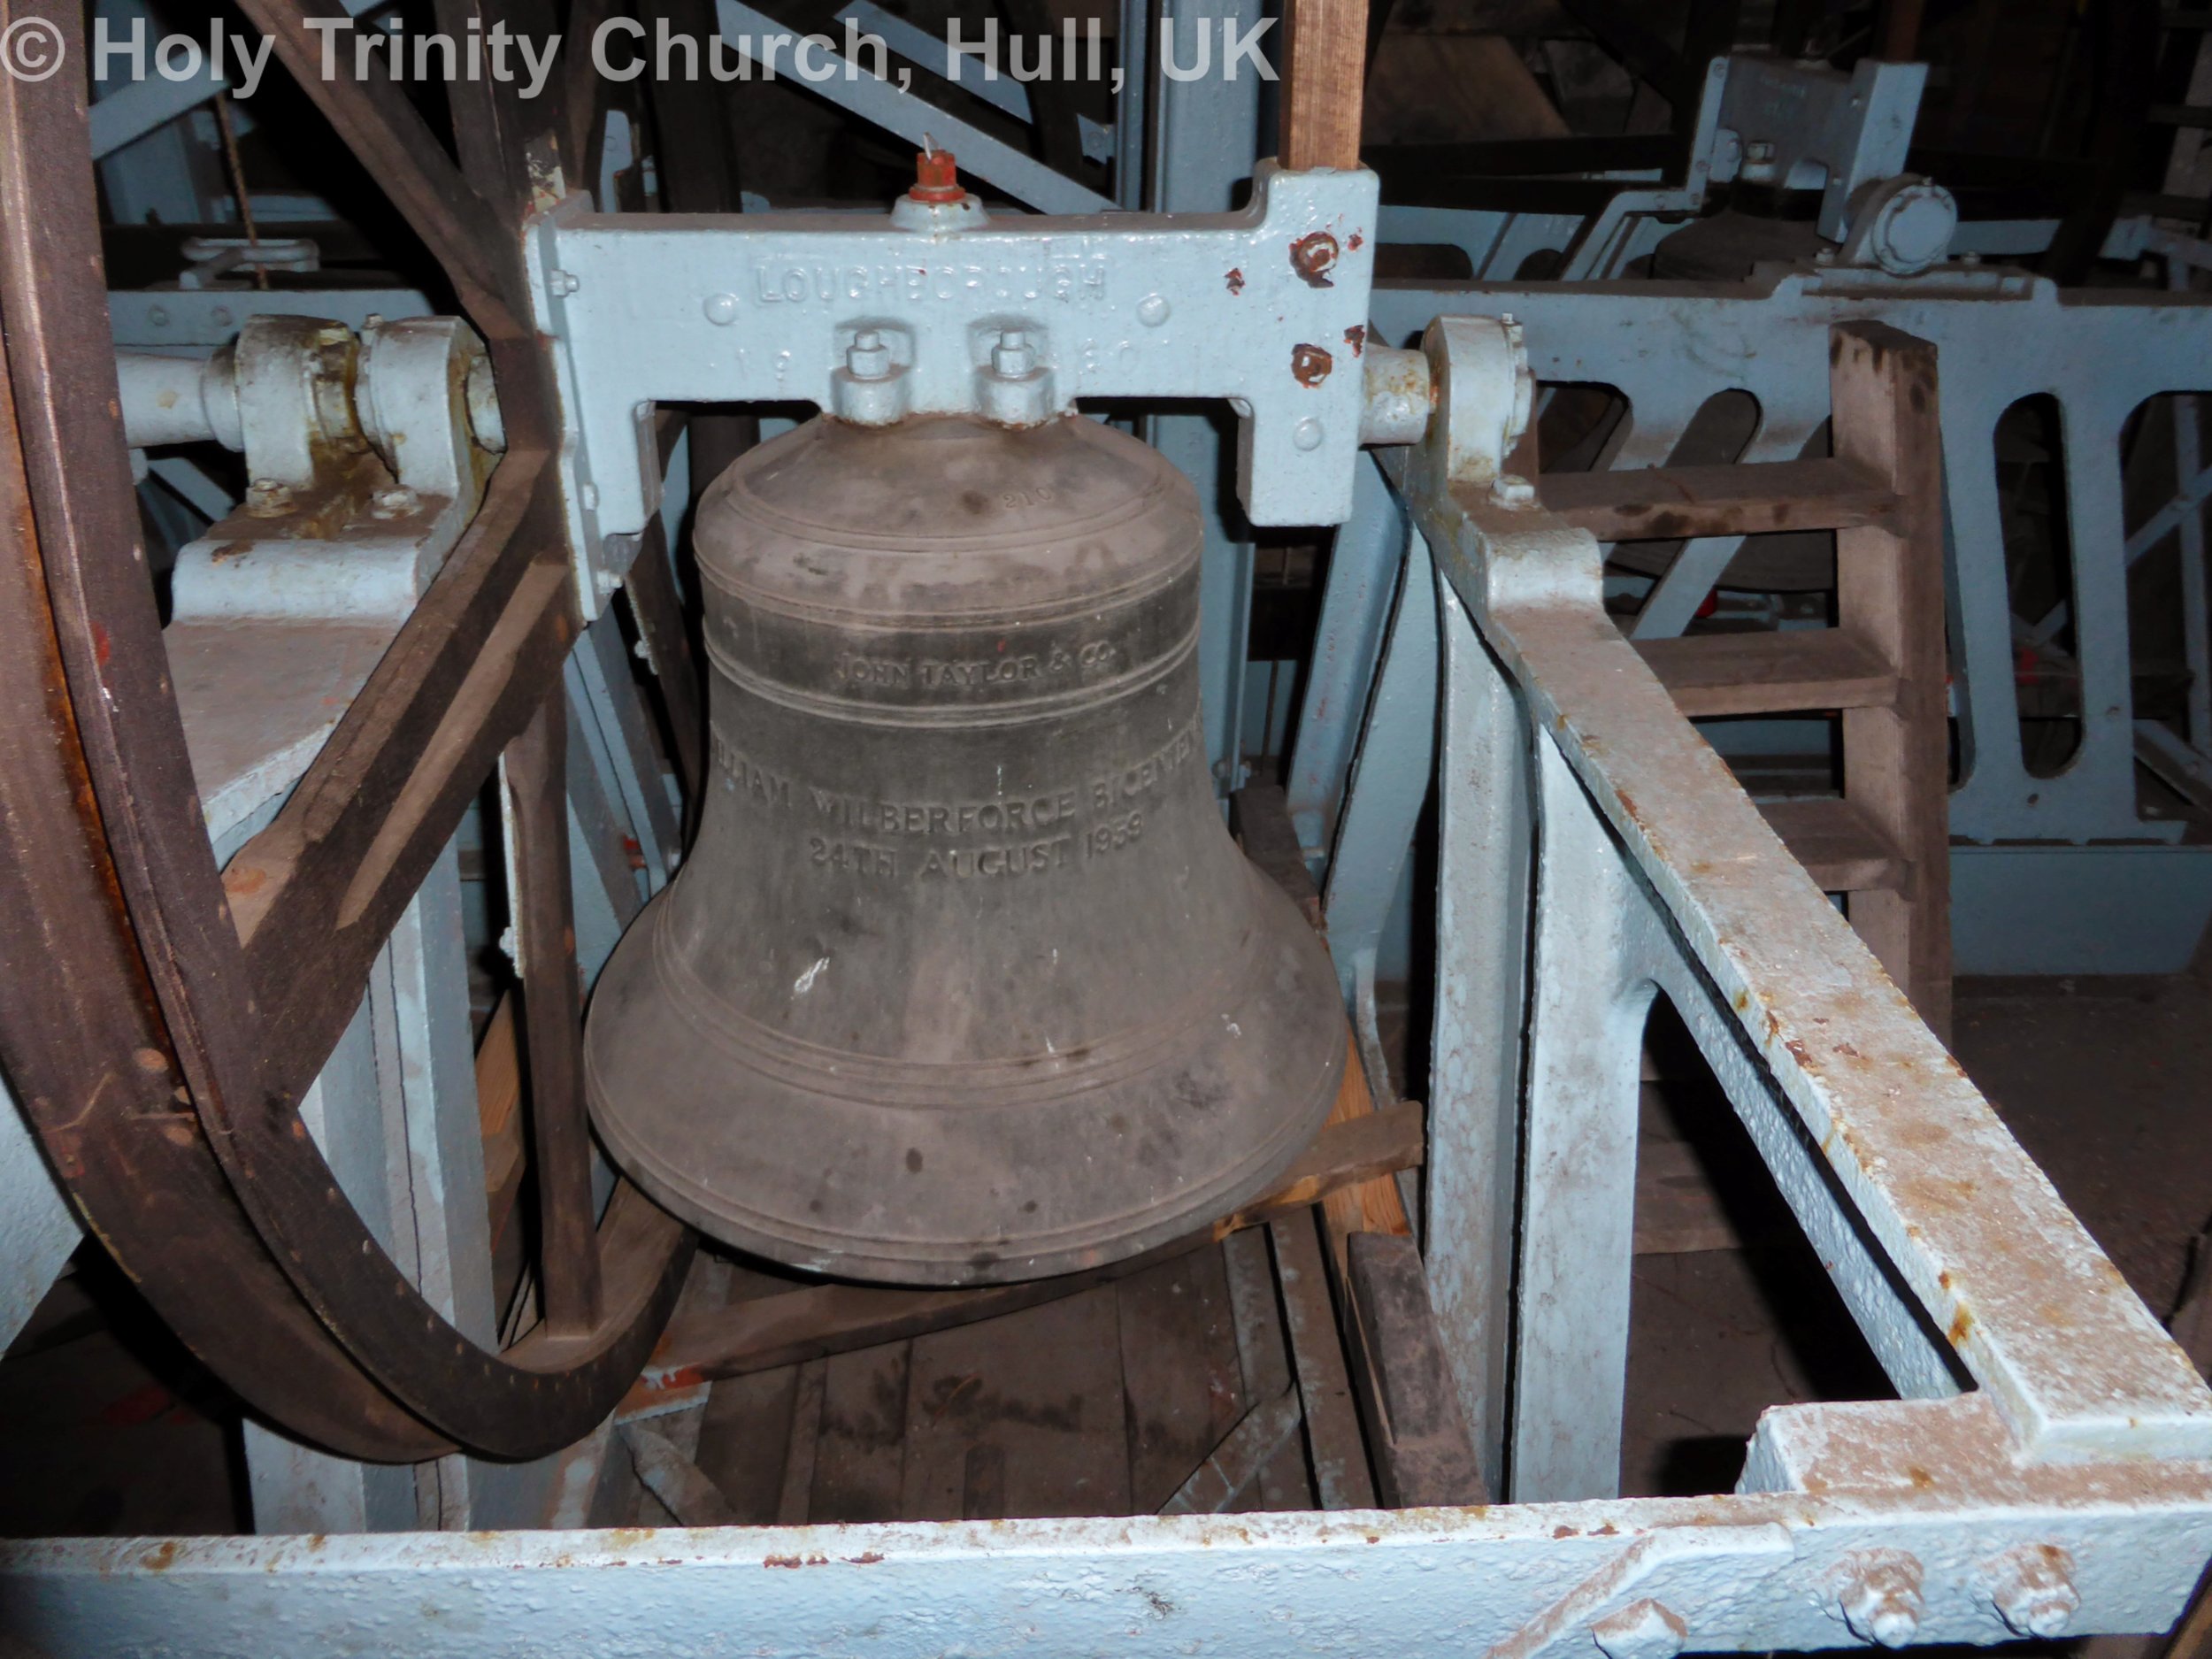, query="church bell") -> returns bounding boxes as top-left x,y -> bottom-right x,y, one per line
584,413 -> 1346,1285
